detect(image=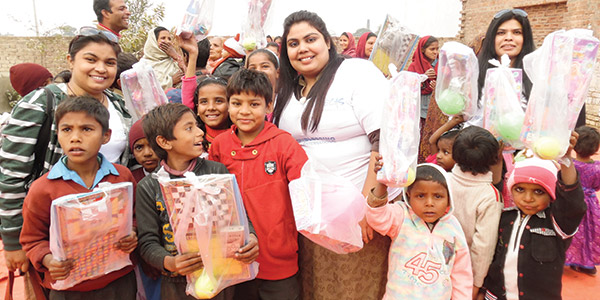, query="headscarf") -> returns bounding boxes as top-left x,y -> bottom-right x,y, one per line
9,63 -> 52,96
140,28 -> 181,90
341,32 -> 356,57
407,35 -> 438,95
355,32 -> 374,59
